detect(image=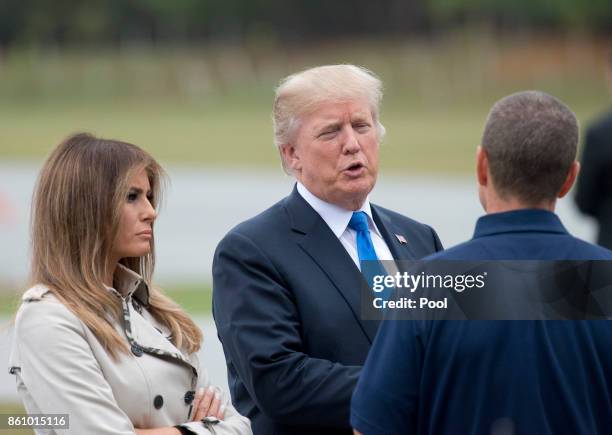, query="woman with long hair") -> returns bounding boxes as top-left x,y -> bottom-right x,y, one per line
9,133 -> 251,435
